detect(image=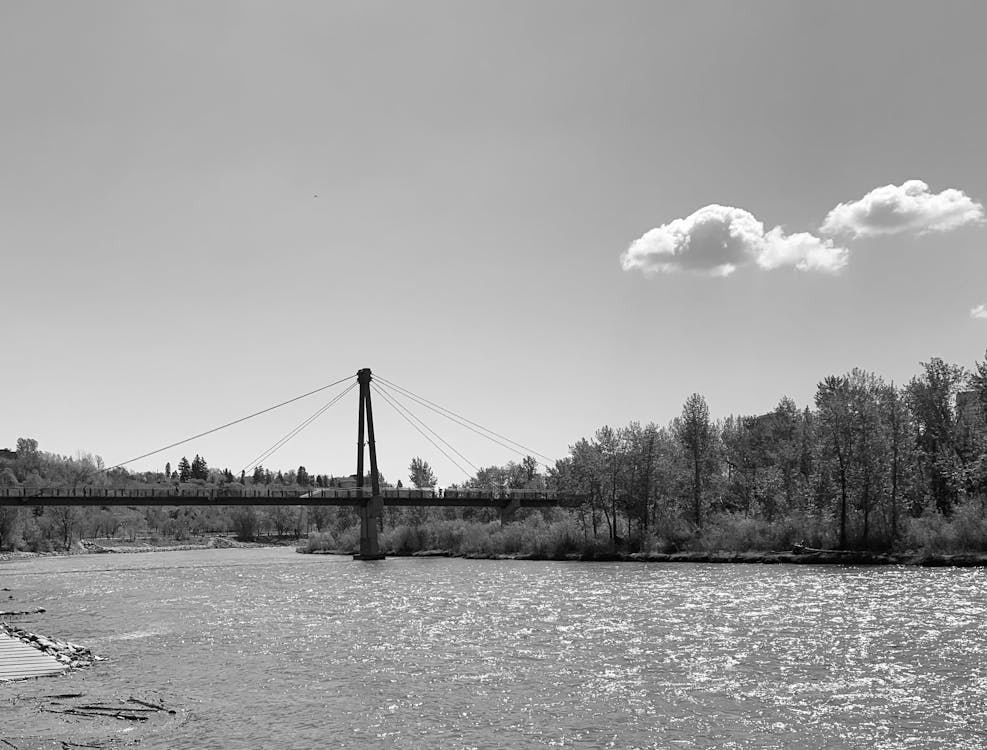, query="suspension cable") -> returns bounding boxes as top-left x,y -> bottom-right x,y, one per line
371,383 -> 472,481
372,382 -> 479,473
374,376 -> 555,468
242,381 -> 357,474
103,373 -> 355,472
